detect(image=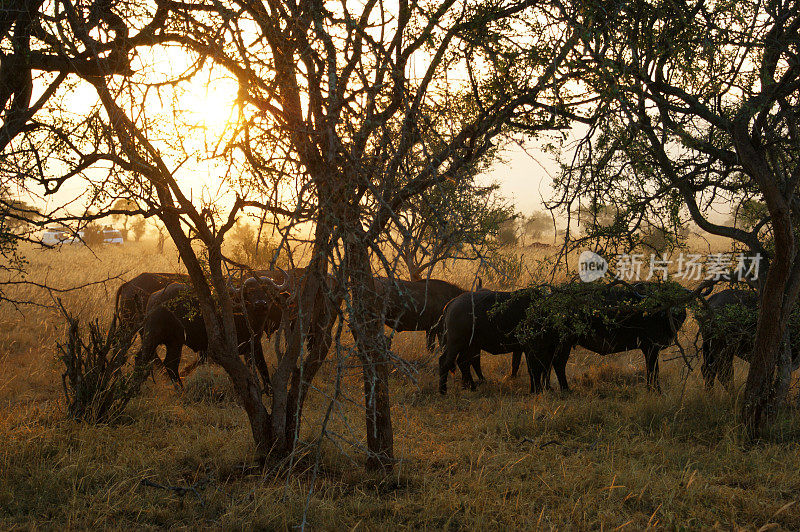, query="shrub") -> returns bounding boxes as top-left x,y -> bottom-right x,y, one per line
57,312 -> 146,423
